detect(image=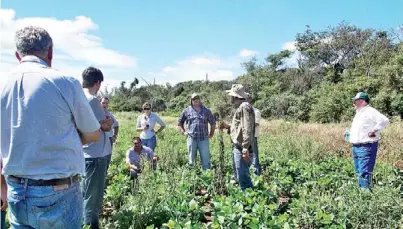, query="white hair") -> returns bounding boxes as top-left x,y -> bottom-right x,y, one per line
15,26 -> 53,56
